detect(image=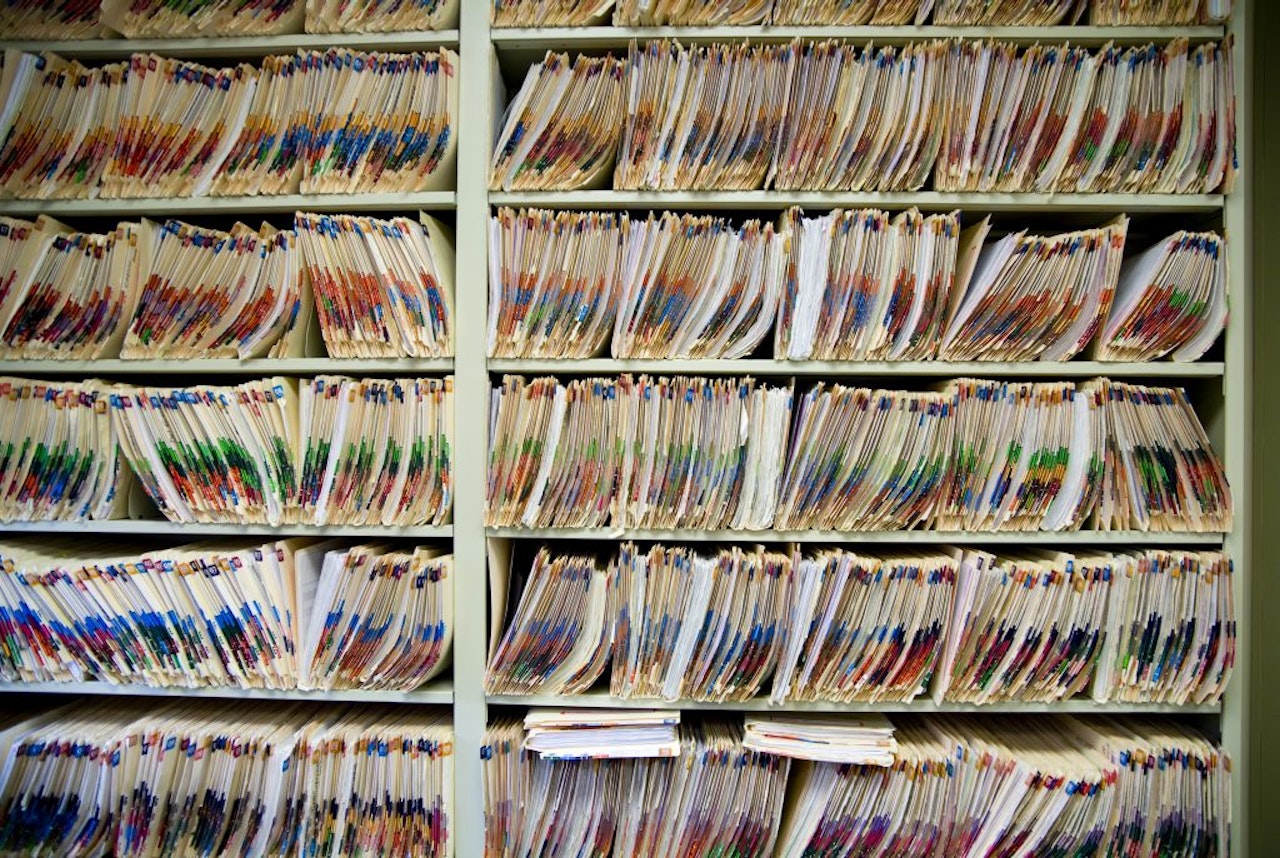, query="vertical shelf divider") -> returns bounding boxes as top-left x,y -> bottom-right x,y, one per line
453,4 -> 493,855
